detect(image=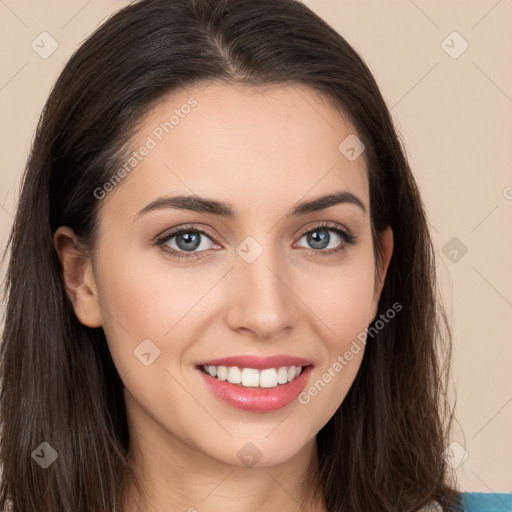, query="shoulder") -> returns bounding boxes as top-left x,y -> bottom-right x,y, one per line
460,492 -> 512,511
